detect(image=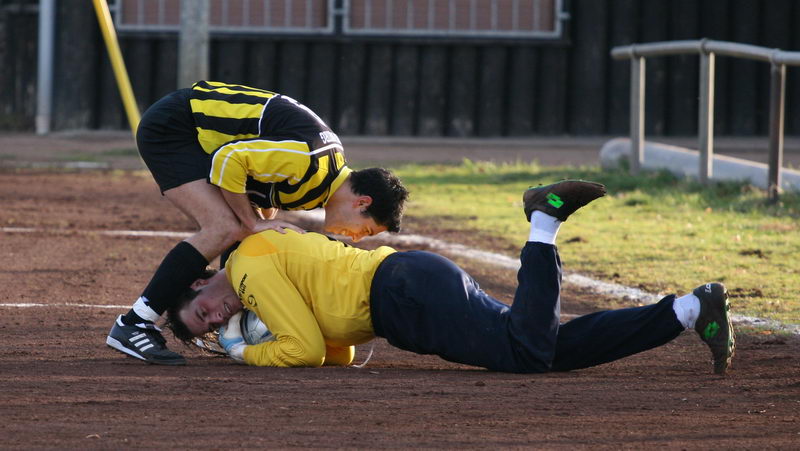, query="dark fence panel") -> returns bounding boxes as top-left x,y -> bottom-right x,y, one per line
477,45 -> 508,136
569,0 -> 607,135
447,46 -> 478,137
417,46 -> 448,137
52,1 -> 99,131
305,42 -> 336,128
362,44 -> 389,135
536,46 -> 568,134
7,0 -> 800,138
507,46 -> 538,136
607,0 -> 639,135
336,42 -> 367,135
0,3 -> 38,130
640,0 -> 668,136
700,0 -> 730,135
667,0 -> 699,136
390,45 -> 418,136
